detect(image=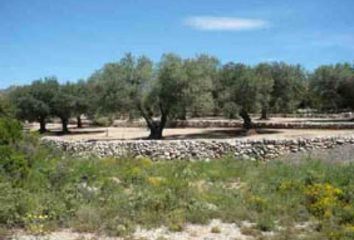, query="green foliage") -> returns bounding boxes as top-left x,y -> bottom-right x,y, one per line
0,118 -> 27,185
219,63 -> 261,127
6,54 -> 353,137
310,63 -> 354,111
0,118 -> 22,145
0,135 -> 353,239
0,94 -> 15,118
9,77 -> 92,132
216,61 -> 308,120
89,53 -> 153,116
178,54 -> 219,118
51,83 -> 78,132
92,115 -> 113,127
9,77 -> 59,132
220,63 -> 260,114
62,80 -> 91,128
154,53 -> 187,115
222,102 -> 240,119
254,63 -> 275,119
269,62 -> 307,113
